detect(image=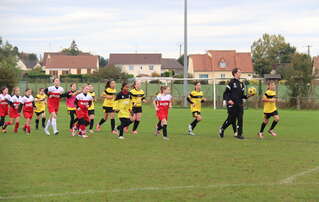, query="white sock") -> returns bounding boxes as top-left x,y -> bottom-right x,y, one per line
52,118 -> 57,133
45,119 -> 51,130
